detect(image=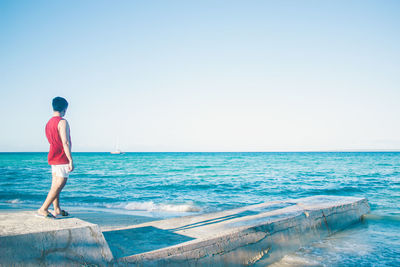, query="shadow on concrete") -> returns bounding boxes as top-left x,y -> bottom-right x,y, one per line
168,202 -> 294,232
103,226 -> 195,258
102,203 -> 295,259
